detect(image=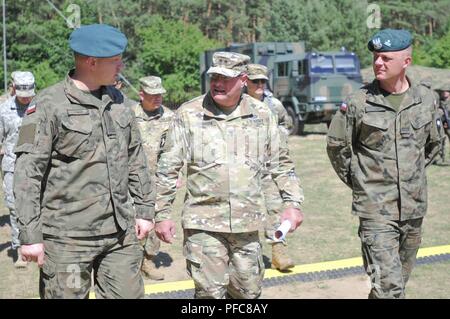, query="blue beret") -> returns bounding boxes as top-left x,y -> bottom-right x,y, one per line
368,29 -> 412,52
69,24 -> 127,57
